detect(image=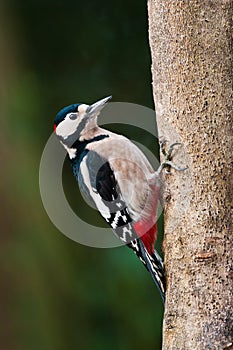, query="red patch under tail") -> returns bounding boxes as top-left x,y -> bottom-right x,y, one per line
133,184 -> 160,255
